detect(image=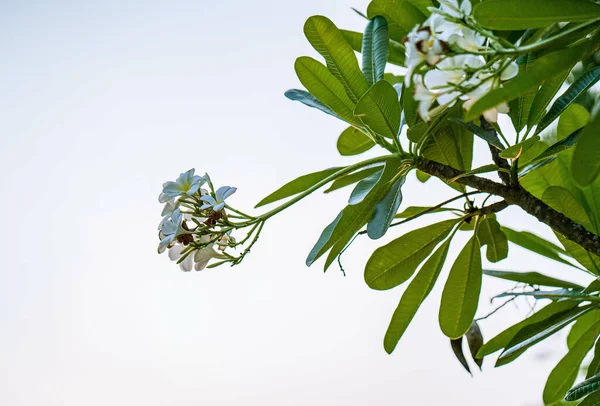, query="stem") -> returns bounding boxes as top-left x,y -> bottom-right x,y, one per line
257,154 -> 403,221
